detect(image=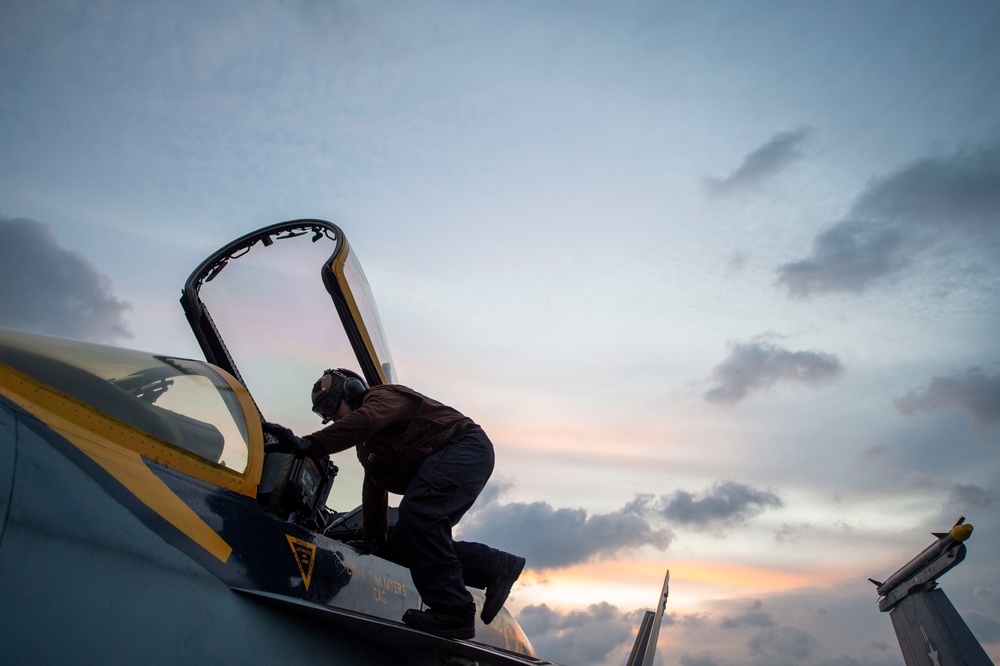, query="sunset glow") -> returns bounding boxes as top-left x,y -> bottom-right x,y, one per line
3,2 -> 998,664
